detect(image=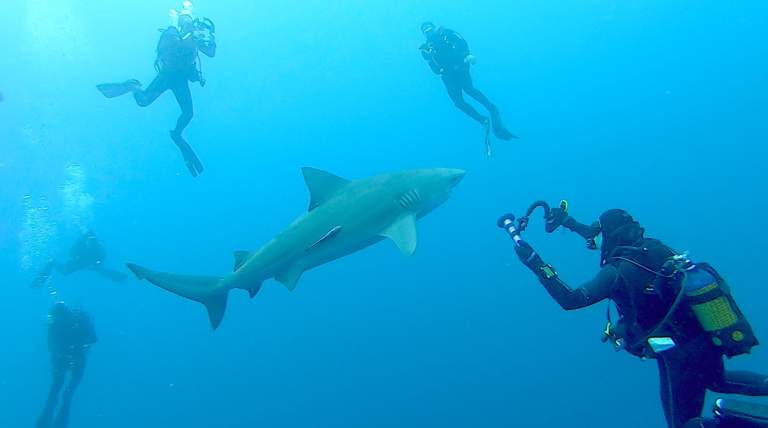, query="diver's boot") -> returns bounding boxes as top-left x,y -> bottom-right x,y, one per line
170,131 -> 204,177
